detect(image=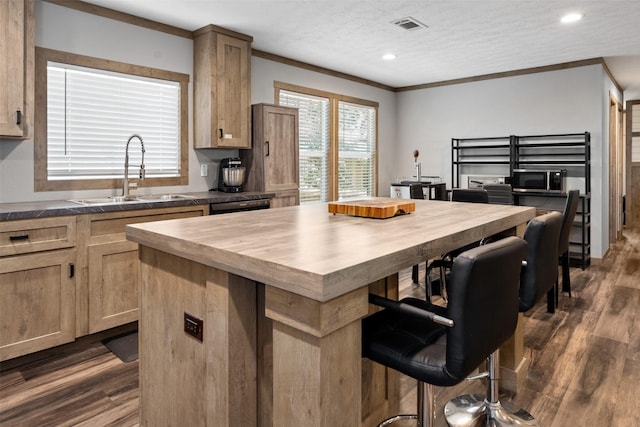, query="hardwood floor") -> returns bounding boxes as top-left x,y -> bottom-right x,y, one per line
1,229 -> 639,426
